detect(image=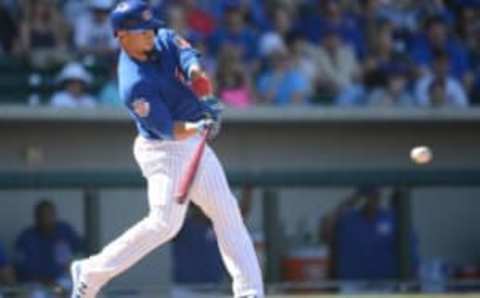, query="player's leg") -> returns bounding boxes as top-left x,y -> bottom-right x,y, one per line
72,170 -> 189,297
190,146 -> 264,298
